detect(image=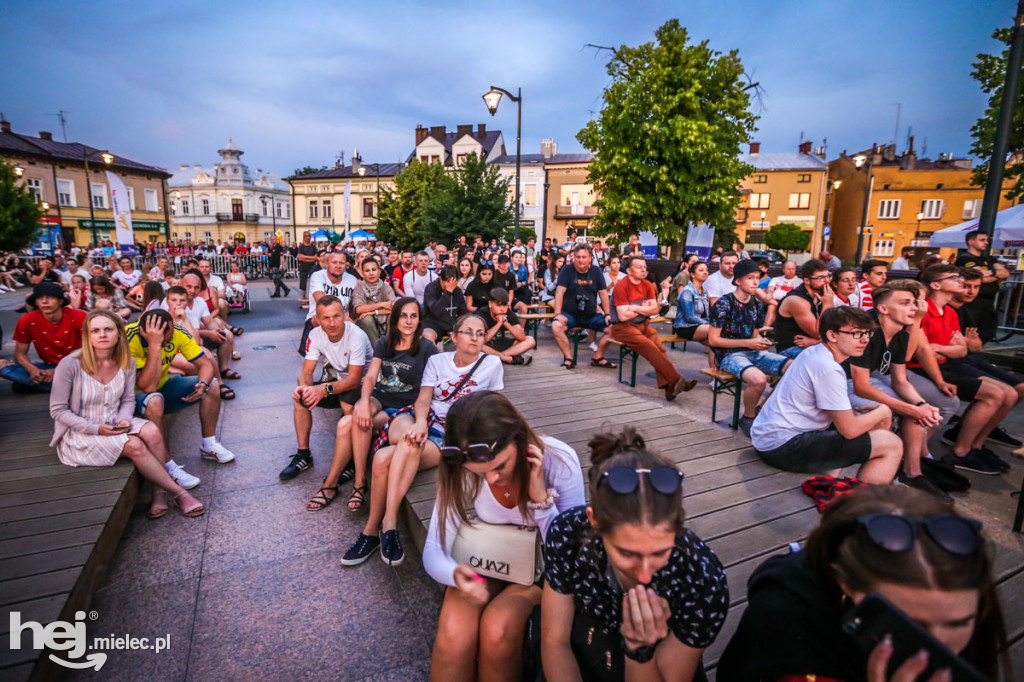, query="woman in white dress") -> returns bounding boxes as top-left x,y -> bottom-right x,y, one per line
226,260 -> 248,301
49,310 -> 204,518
